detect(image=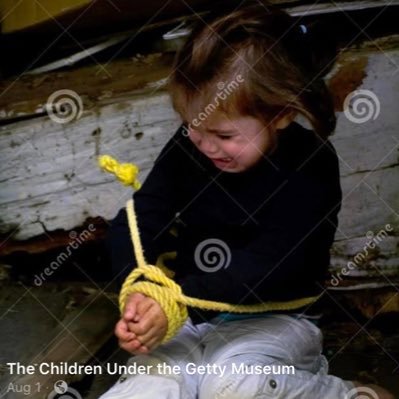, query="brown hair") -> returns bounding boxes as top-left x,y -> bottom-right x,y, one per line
169,2 -> 338,138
